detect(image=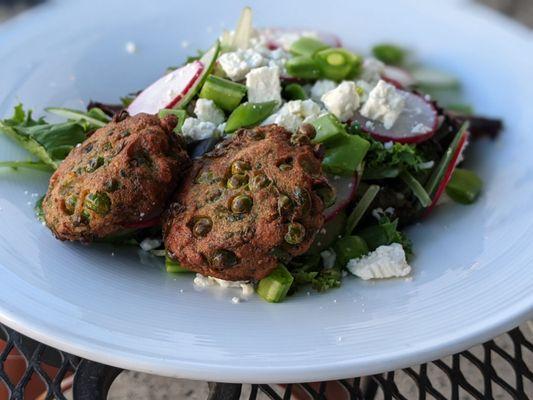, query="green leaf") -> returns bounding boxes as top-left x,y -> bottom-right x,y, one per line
358,216 -> 412,256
